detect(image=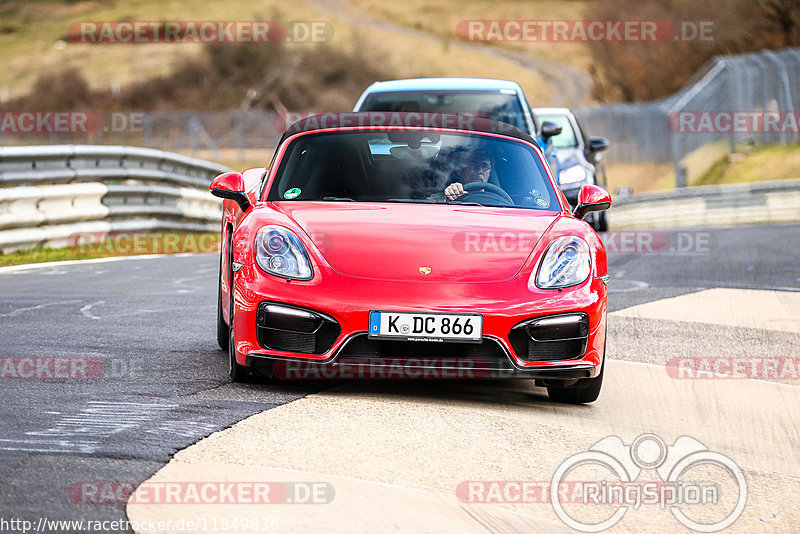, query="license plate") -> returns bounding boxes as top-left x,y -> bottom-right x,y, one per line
368,311 -> 483,343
